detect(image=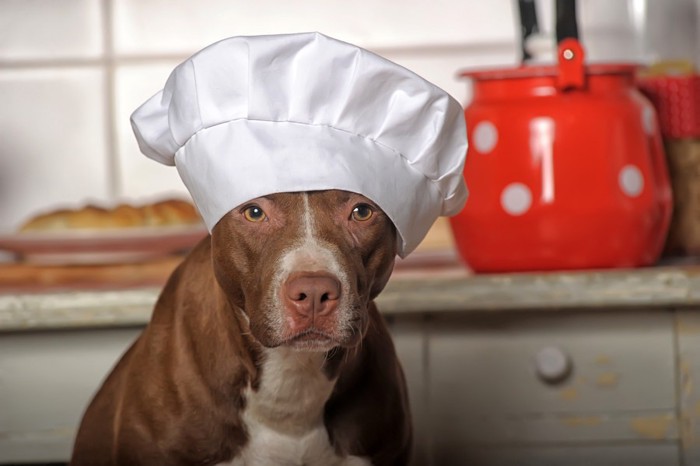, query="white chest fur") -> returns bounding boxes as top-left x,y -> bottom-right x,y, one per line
220,347 -> 370,466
